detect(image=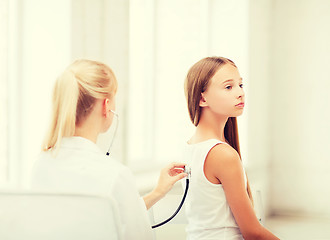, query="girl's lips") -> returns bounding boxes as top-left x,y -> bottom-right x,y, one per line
235,102 -> 245,107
